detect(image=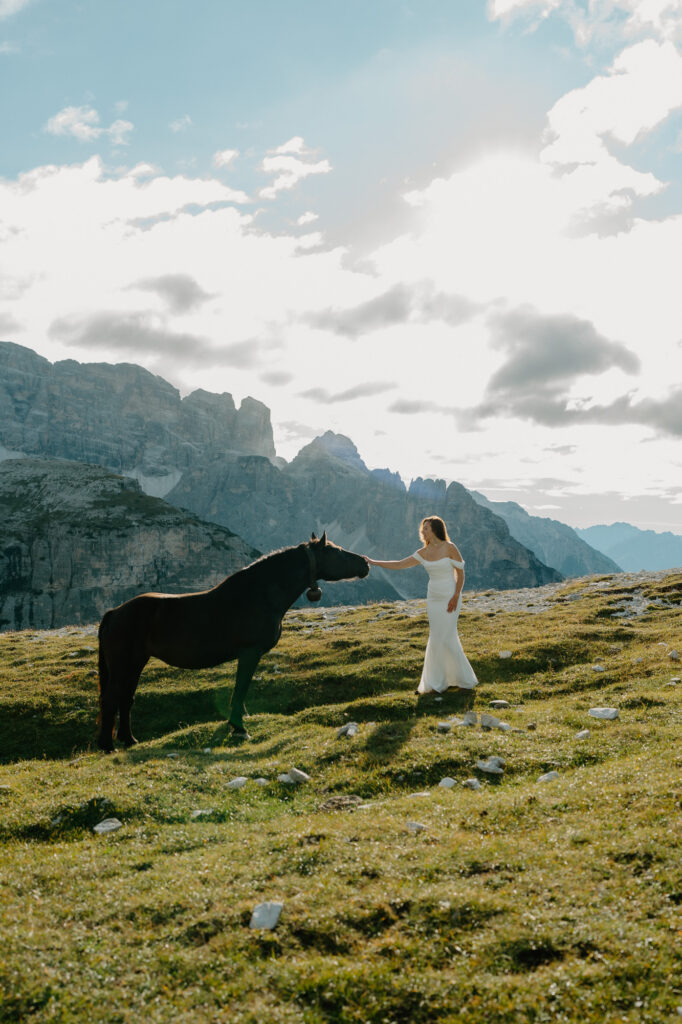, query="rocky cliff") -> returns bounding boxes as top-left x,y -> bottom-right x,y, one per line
0,342 -> 275,491
471,492 -> 622,577
0,459 -> 260,631
168,432 -> 563,604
